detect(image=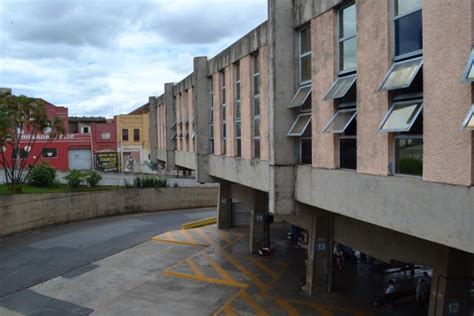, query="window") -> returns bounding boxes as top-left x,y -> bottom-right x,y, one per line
133,129 -> 140,141
253,53 -> 261,159
42,148 -> 57,158
12,149 -> 29,159
463,49 -> 474,83
209,76 -> 215,154
323,108 -> 357,133
324,74 -> 357,100
338,3 -> 357,72
299,121 -> 312,164
288,113 -> 312,136
378,100 -> 423,132
462,105 -> 474,129
83,127 -> 89,133
101,132 -> 111,140
379,57 -> 423,91
122,129 -> 128,141
288,84 -> 311,108
393,0 -> 422,59
234,62 -> 241,157
221,71 -> 226,155
299,27 -> 311,84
